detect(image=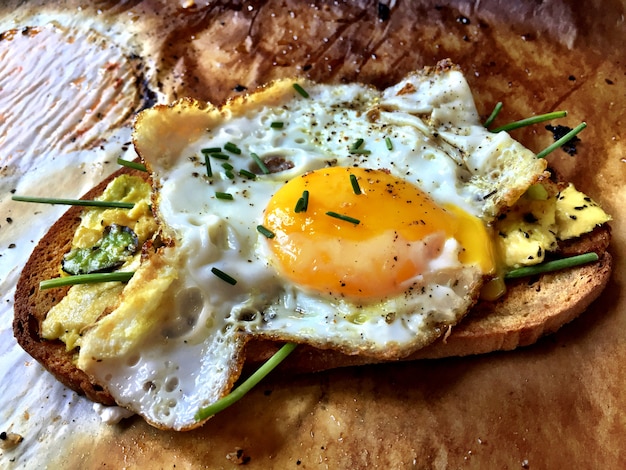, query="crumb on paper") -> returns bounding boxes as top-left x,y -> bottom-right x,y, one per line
226,447 -> 251,465
442,325 -> 453,343
0,431 -> 24,450
181,0 -> 212,8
